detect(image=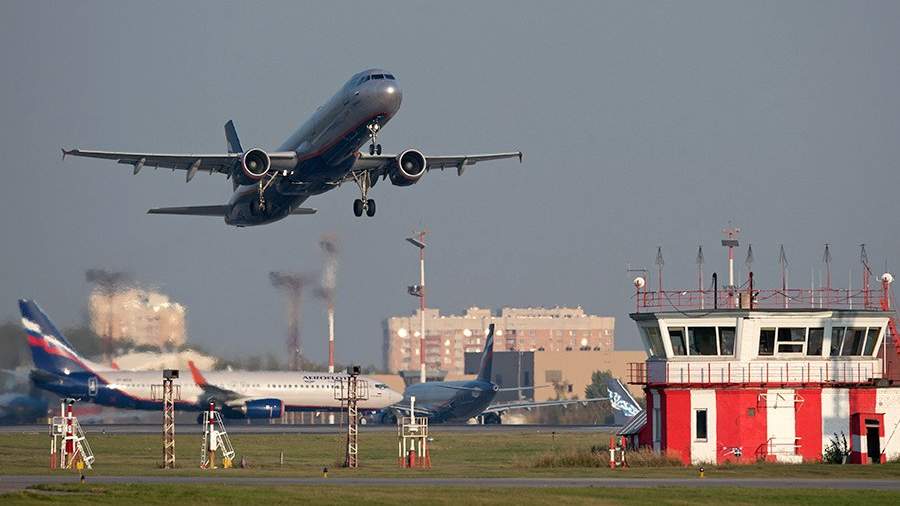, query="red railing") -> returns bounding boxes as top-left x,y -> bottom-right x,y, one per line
635,288 -> 881,313
627,360 -> 882,386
